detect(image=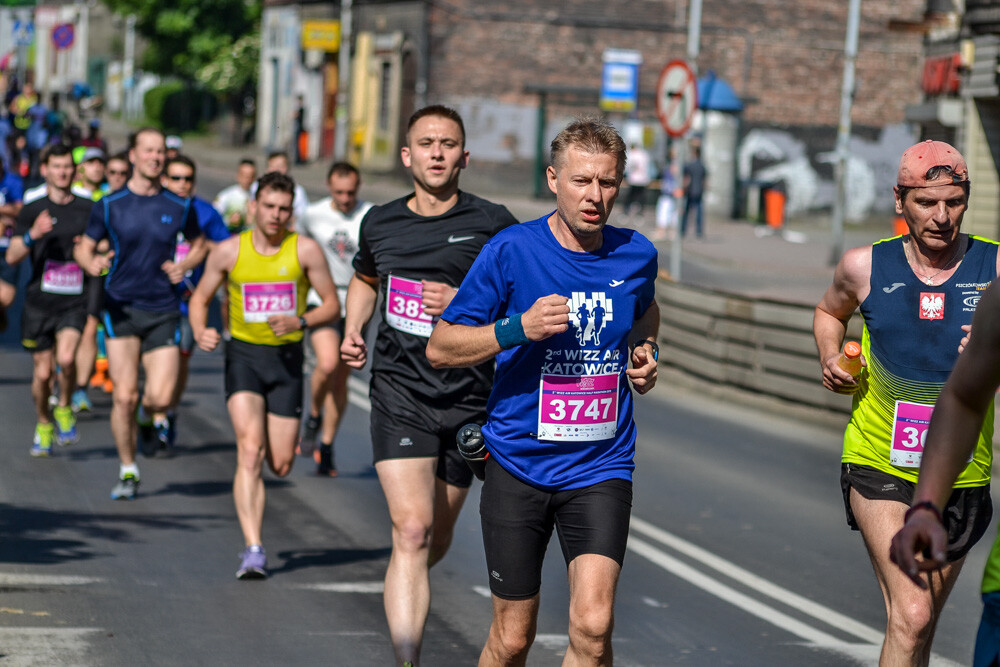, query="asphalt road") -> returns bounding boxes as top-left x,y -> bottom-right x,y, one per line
0,174 -> 993,665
